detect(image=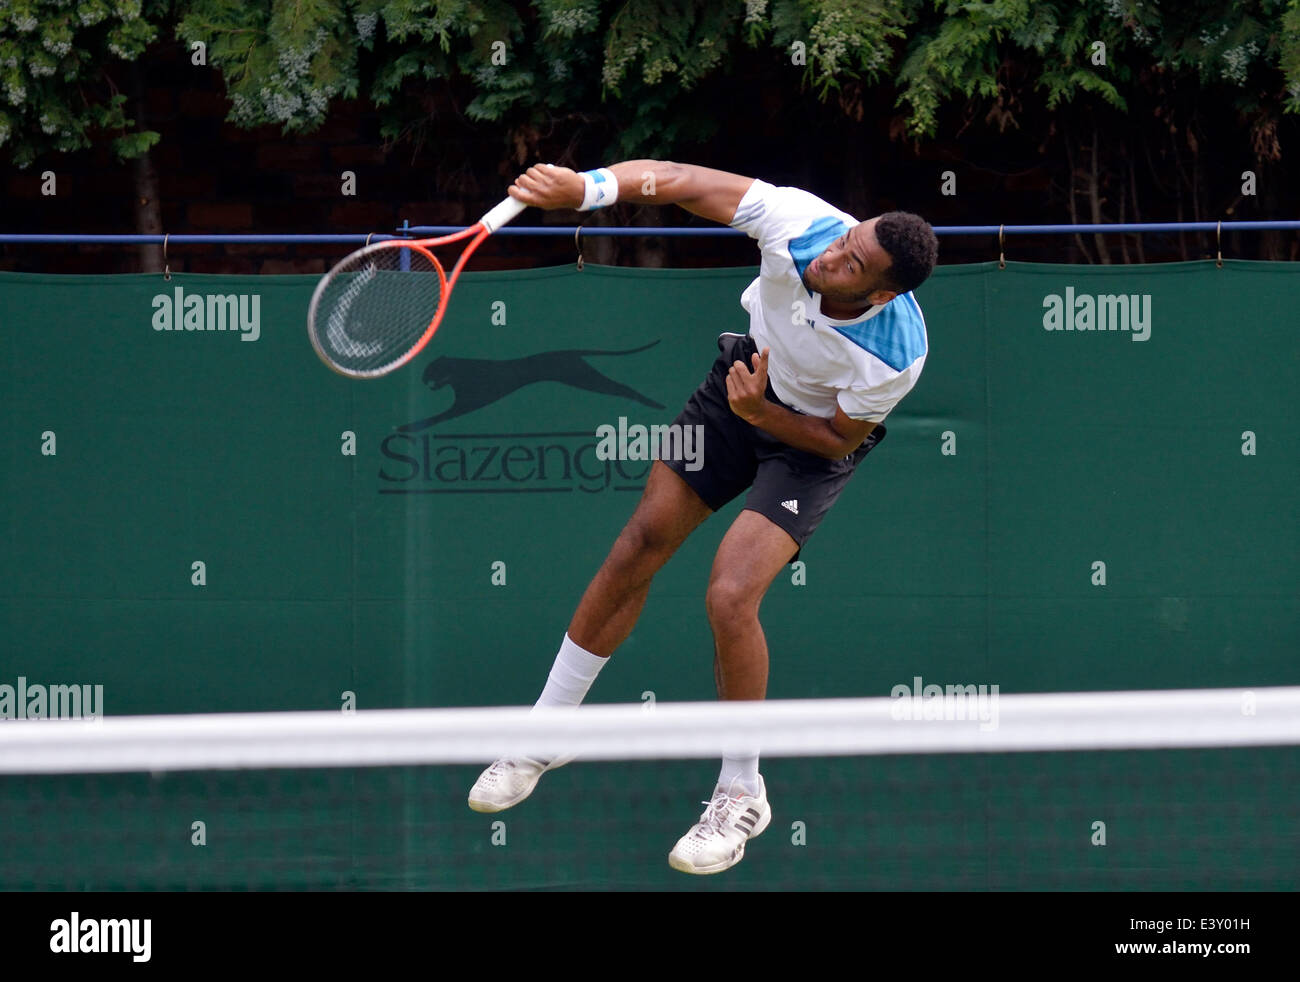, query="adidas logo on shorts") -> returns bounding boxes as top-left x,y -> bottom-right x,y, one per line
781,499 -> 799,515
